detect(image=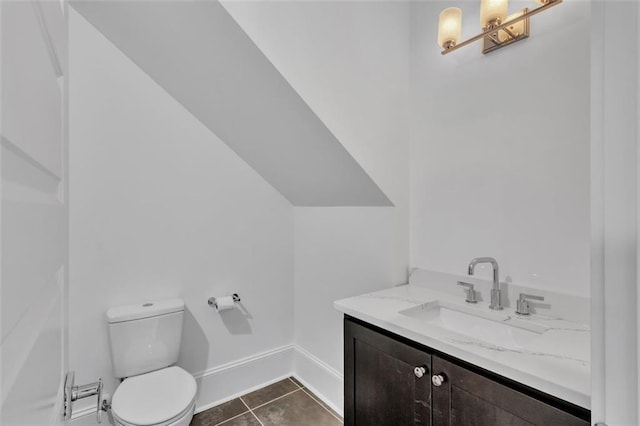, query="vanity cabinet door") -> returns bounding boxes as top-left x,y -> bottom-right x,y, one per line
431,356 -> 589,426
344,318 -> 431,426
